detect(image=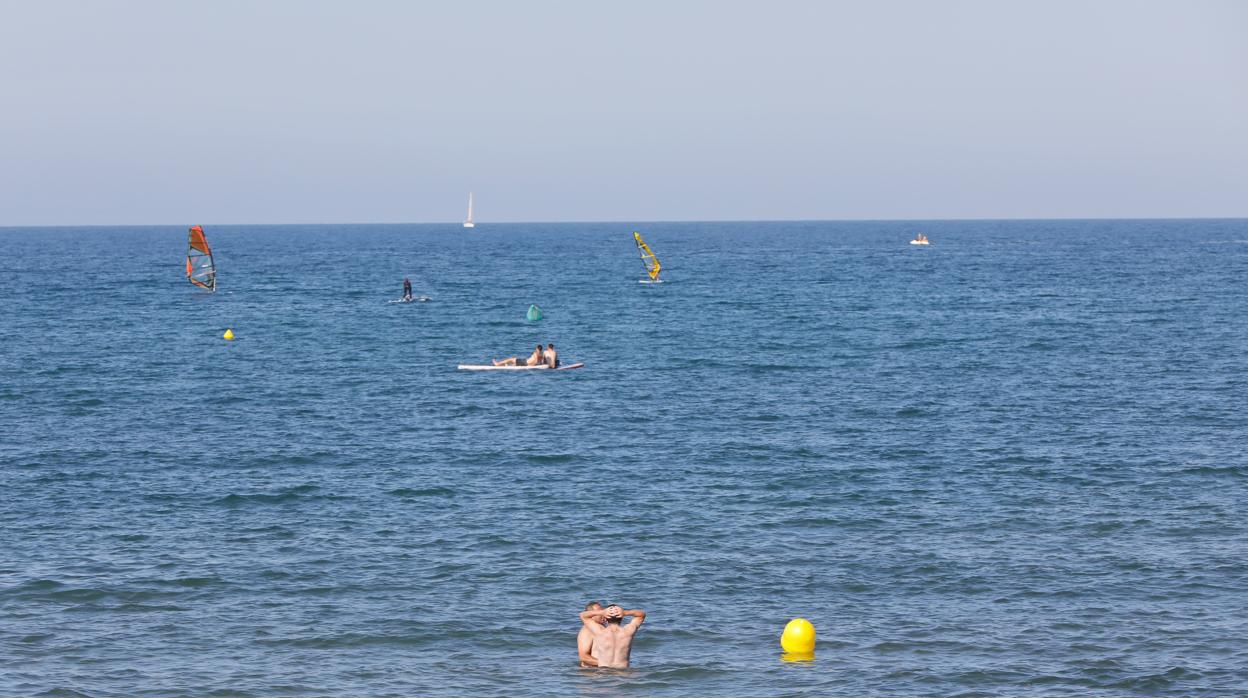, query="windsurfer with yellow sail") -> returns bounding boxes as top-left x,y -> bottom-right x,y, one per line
634,231 -> 661,283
